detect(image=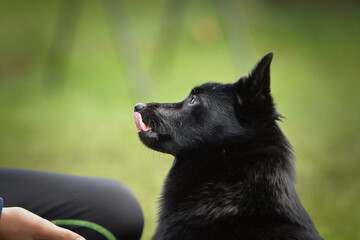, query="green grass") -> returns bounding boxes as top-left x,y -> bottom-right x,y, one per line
0,1 -> 359,239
